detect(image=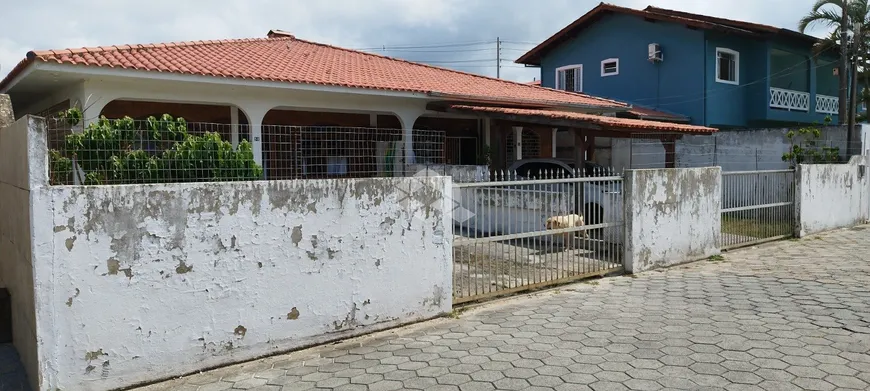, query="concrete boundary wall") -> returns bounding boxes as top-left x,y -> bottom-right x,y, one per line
0,115 -> 44,391
796,156 -> 870,236
8,115 -> 454,390
32,177 -> 453,391
624,167 -> 721,273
